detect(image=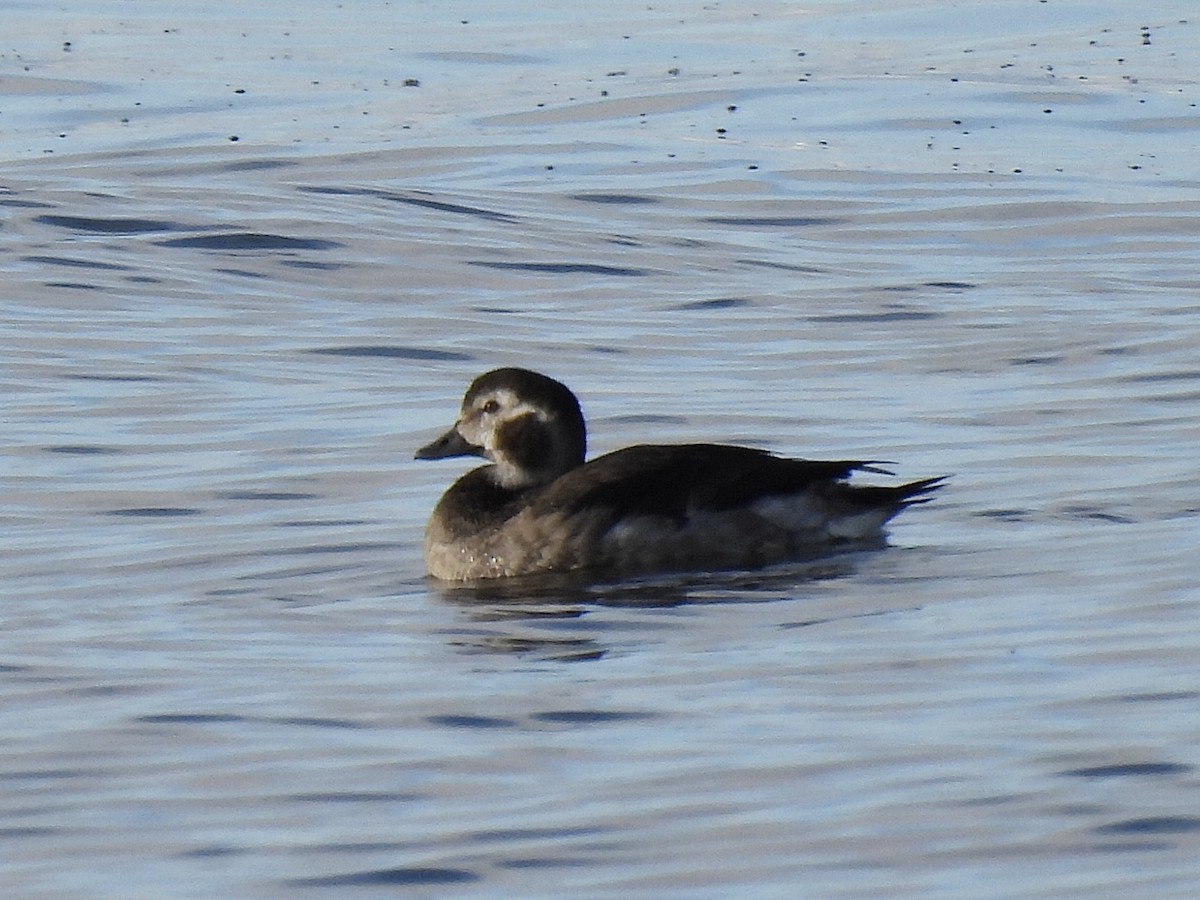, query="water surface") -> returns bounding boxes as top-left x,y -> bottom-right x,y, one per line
3,1 -> 1199,897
